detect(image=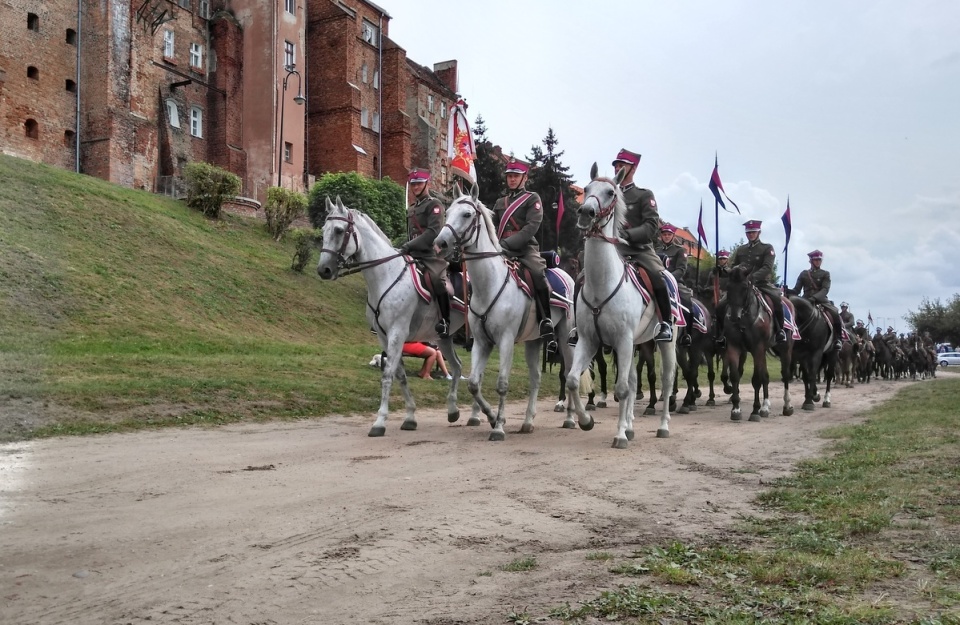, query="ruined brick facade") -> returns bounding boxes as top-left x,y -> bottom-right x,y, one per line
0,0 -> 460,203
